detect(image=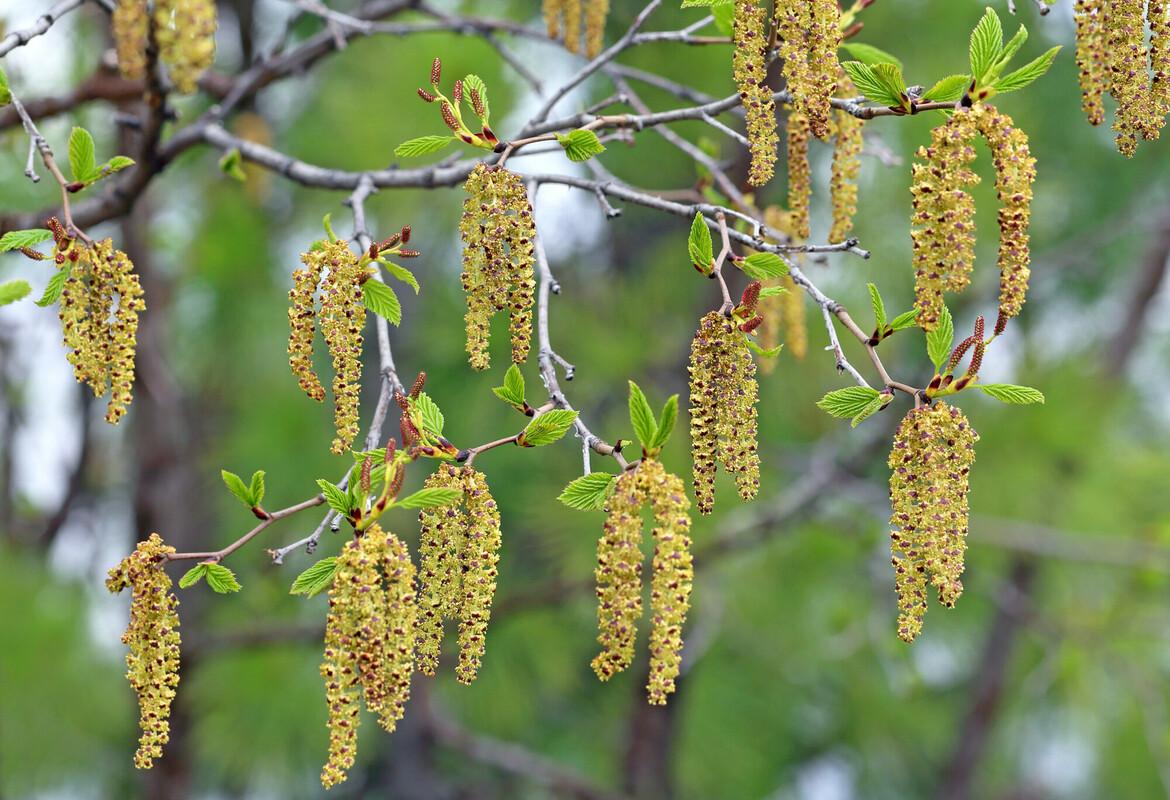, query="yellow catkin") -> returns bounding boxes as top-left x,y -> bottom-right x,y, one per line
154,0 -> 217,94
641,460 -> 694,706
688,312 -> 761,515
105,533 -> 181,770
592,469 -> 644,680
909,111 -> 980,331
1151,1 -> 1170,116
563,0 -> 582,54
584,0 -> 610,58
757,208 -> 807,368
459,164 -> 536,370
828,74 -> 864,243
786,111 -> 812,240
113,0 -> 149,80
776,0 -> 840,140
288,253 -> 326,403
457,467 -> 502,685
415,464 -> 466,676
544,0 -> 564,39
375,530 -> 417,733
888,402 -> 978,644
1074,0 -> 1108,126
320,539 -> 364,789
733,0 -> 778,187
